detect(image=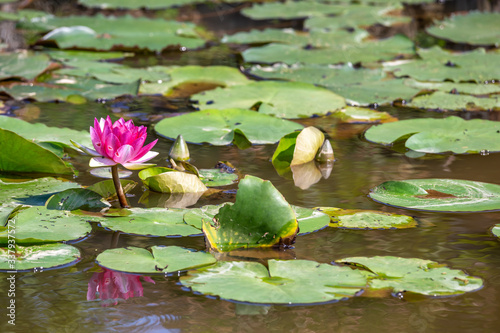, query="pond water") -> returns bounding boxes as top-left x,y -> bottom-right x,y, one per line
1,1 -> 500,332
